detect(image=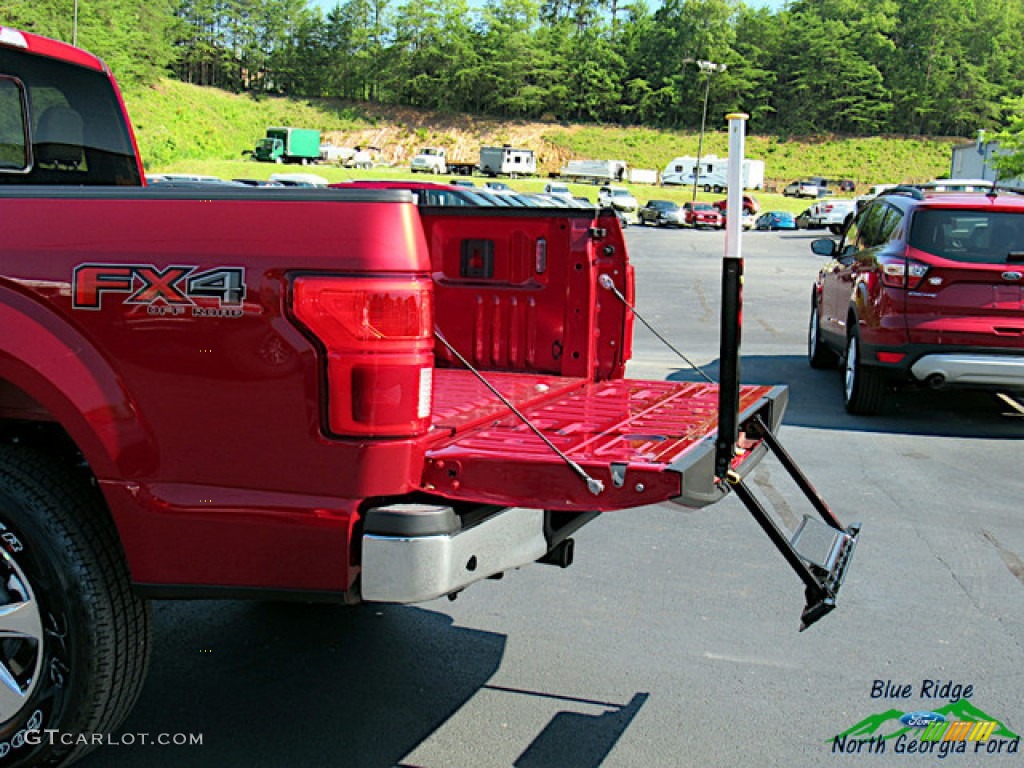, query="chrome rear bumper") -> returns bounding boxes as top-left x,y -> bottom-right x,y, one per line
910,353 -> 1024,390
361,506 -> 548,603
